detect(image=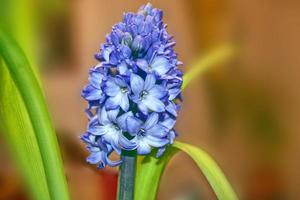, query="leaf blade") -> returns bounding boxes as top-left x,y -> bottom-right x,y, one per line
173,141 -> 238,200
0,30 -> 70,200
182,44 -> 235,90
